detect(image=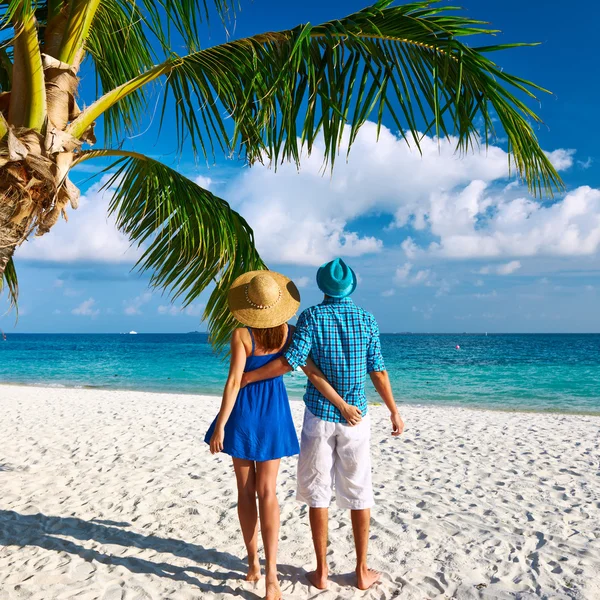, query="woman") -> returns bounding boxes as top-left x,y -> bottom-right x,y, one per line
205,270 -> 354,600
